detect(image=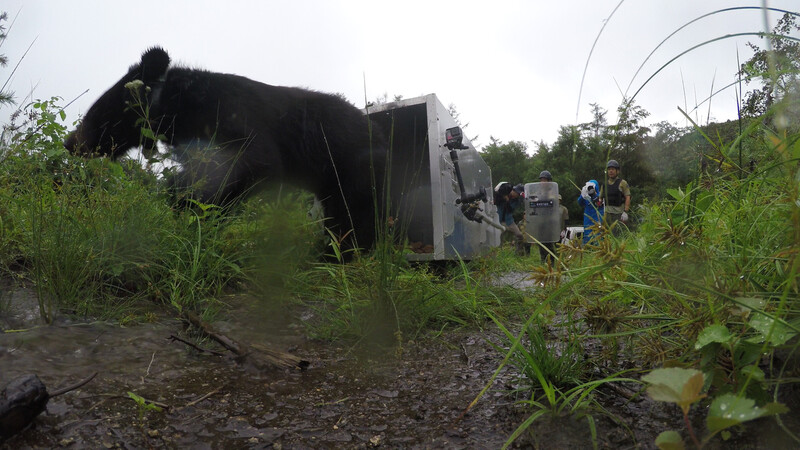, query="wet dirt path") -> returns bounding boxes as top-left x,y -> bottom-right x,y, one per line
1,288 -> 523,448
2,285 -> 798,449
